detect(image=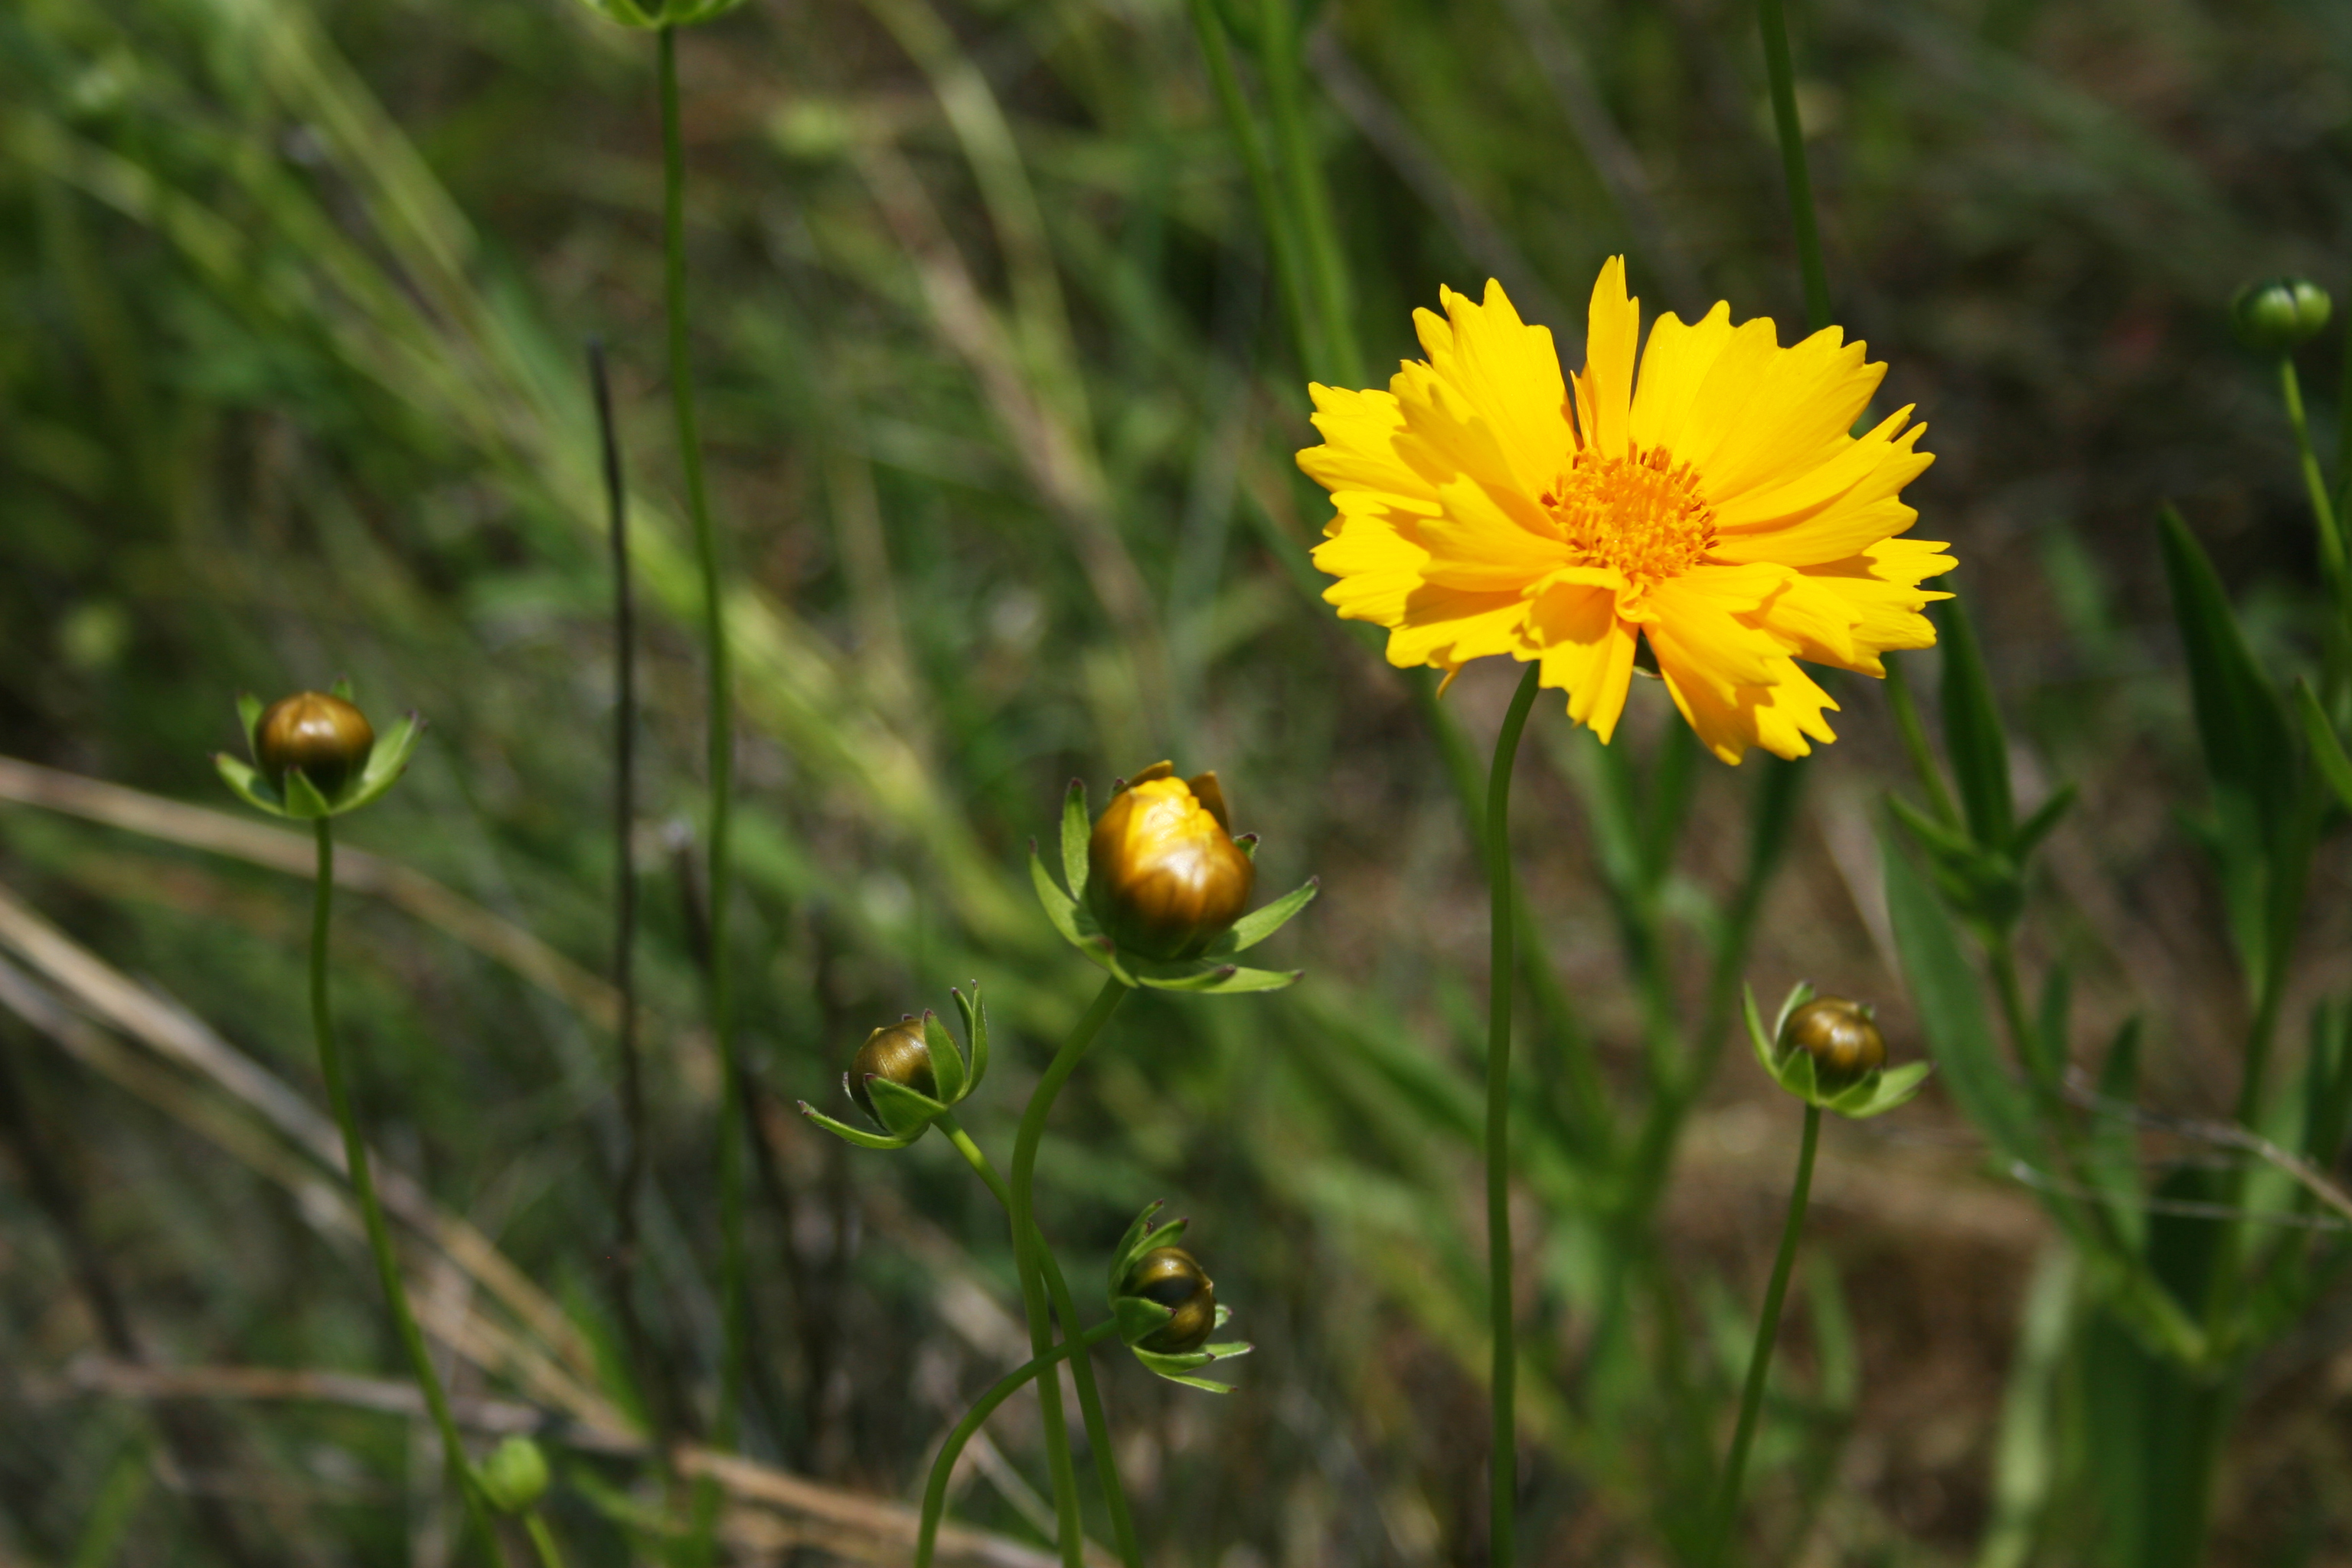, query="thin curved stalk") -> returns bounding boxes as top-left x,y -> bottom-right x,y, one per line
1010,978 -> 1130,1566
942,1116 -> 1141,1568
658,23 -> 746,1452
1756,0 -> 1830,334
915,1321 -> 1125,1568
310,822 -> 498,1559
524,1511 -> 568,1568
1710,1102 -> 1821,1566
1484,664 -> 1541,1566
